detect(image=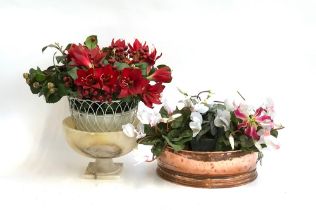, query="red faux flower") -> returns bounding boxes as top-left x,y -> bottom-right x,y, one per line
128,39 -> 161,65
68,44 -> 105,68
118,68 -> 148,98
98,65 -> 119,93
141,83 -> 165,108
148,66 -> 172,83
75,68 -> 100,88
75,65 -> 119,101
111,39 -> 127,51
68,44 -> 92,68
128,39 -> 148,52
146,48 -> 162,65
89,46 -> 106,67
